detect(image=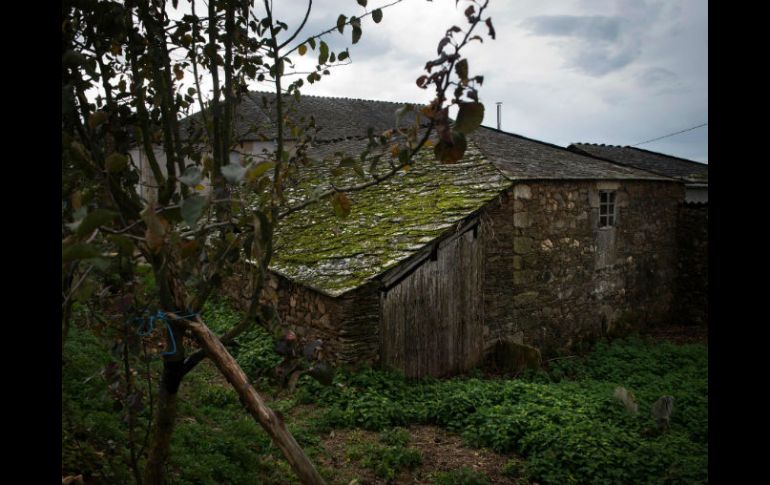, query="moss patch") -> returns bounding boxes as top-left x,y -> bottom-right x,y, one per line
271,143 -> 512,296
